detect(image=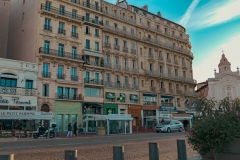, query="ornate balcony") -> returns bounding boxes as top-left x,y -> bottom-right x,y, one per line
114,82 -> 122,88
84,60 -> 104,67
84,78 -> 103,85
158,56 -> 163,61
71,75 -> 78,81
0,86 -> 37,96
39,47 -> 83,61
114,45 -> 120,51
144,101 -> 157,106
161,102 -> 174,107
123,66 -> 129,72
42,71 -> 51,78
41,4 -> 82,22
132,84 -> 139,90
160,88 -> 166,93
122,47 -> 128,53
105,81 -> 113,87
105,63 -> 112,69
132,68 -> 138,73
82,17 -> 103,26
114,65 -> 121,71
82,2 -> 101,12
55,93 -> 82,100
71,32 -> 78,38
131,49 -> 137,55
123,83 -> 130,88
58,28 -> 66,35
43,25 -> 52,32
104,43 -> 111,48
57,73 -> 65,80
